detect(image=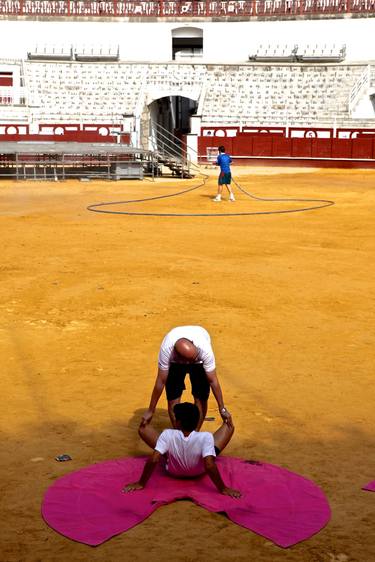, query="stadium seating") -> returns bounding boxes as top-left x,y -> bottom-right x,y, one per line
27,45 -> 74,61
295,44 -> 346,63
249,44 -> 298,62
201,63 -> 370,127
24,61 -> 146,122
1,59 -> 374,129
